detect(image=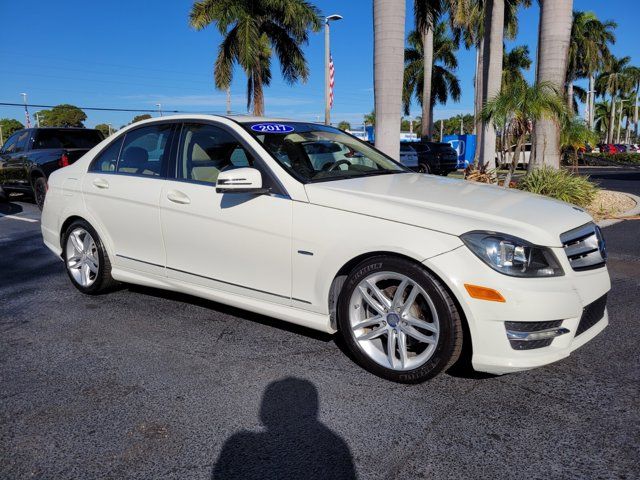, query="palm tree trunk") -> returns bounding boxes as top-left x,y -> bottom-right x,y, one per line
479,0 -> 504,171
624,115 -> 631,143
634,82 -> 639,139
504,136 -> 524,188
421,26 -> 434,139
253,73 -> 265,117
532,0 -> 573,169
588,75 -> 595,129
473,38 -> 484,165
567,80 -> 574,113
616,100 -> 623,143
608,96 -> 616,143
373,0 -> 405,160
